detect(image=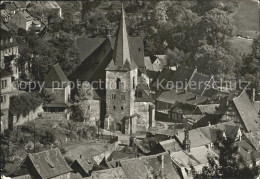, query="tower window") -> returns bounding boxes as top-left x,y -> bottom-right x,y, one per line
116,78 -> 121,89
121,95 -> 125,100
138,48 -> 141,52
113,106 -> 116,110
112,94 -> 116,99
121,106 -> 124,110
137,90 -> 142,98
